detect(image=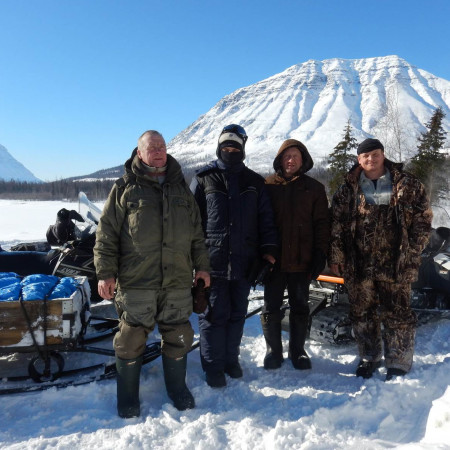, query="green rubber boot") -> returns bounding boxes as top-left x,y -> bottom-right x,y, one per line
162,354 -> 195,411
116,355 -> 142,418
